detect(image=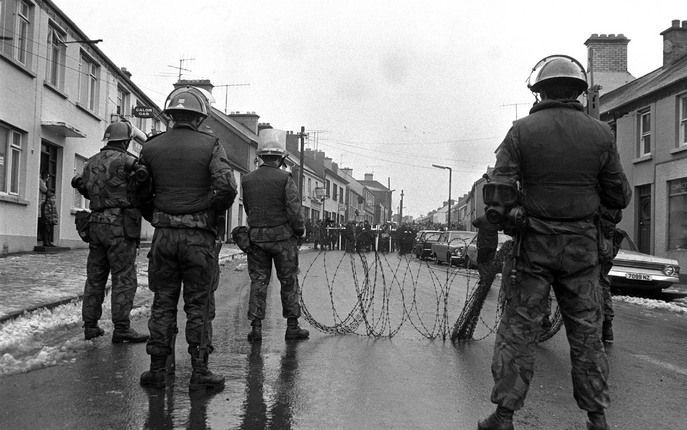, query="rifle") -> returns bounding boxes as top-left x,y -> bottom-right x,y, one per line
198,211 -> 226,365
